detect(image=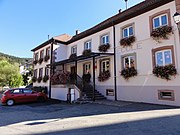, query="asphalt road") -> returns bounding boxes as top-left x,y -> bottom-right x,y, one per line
0,94 -> 180,135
